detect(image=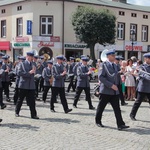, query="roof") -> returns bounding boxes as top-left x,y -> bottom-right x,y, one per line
0,0 -> 150,12
0,0 -> 25,6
